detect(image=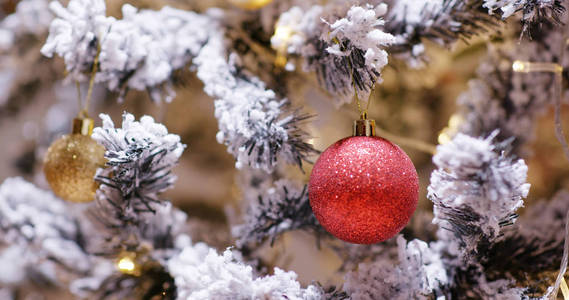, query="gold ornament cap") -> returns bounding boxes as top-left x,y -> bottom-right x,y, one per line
353,113 -> 376,137
72,117 -> 94,135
